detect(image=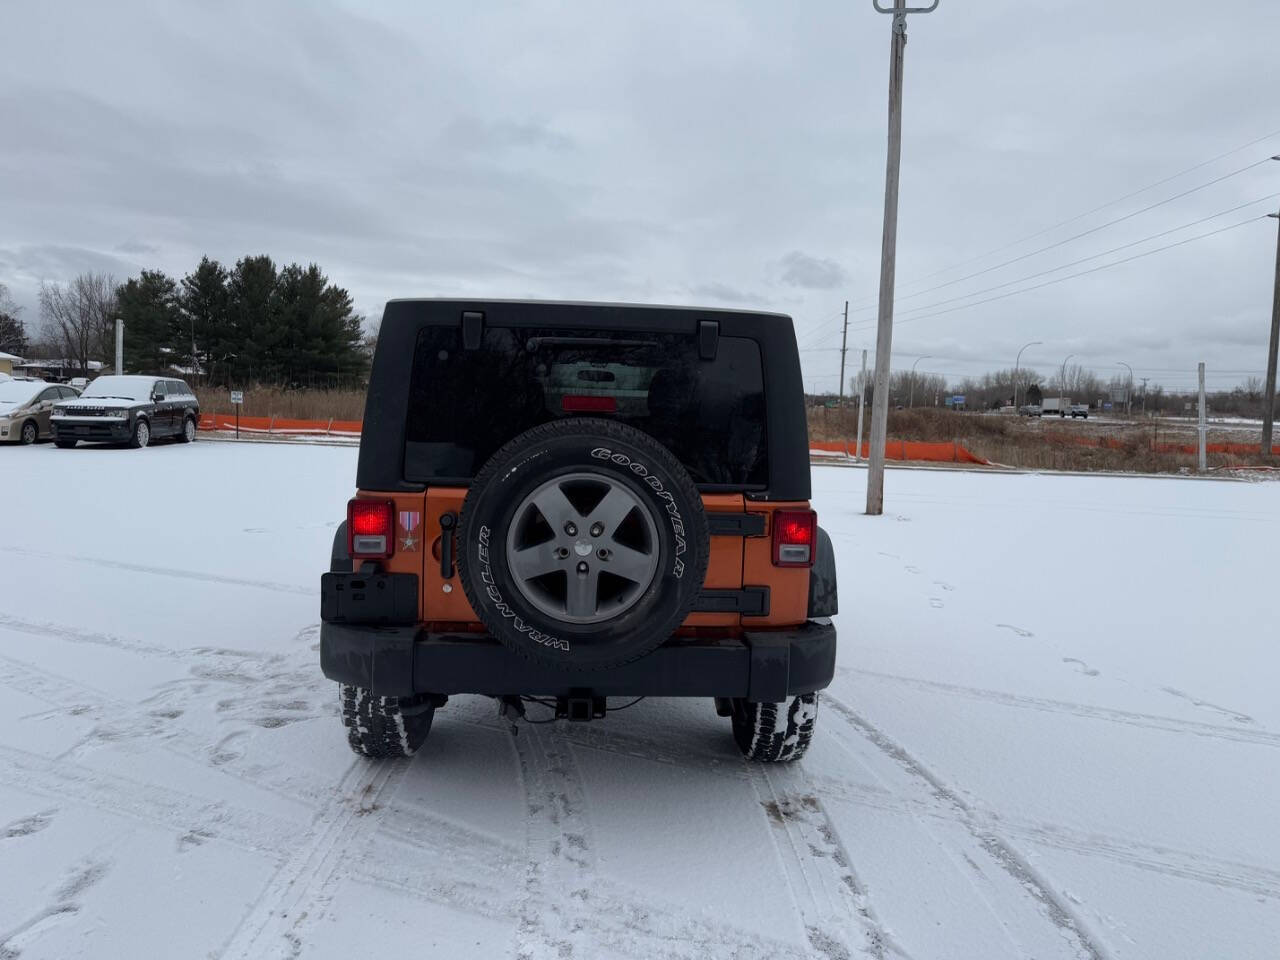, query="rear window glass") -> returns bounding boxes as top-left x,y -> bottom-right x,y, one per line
404,327 -> 768,487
